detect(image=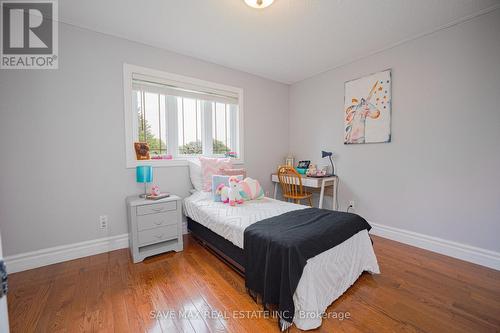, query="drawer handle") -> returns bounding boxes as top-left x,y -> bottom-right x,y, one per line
155,233 -> 164,239
154,221 -> 163,226
151,207 -> 164,212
